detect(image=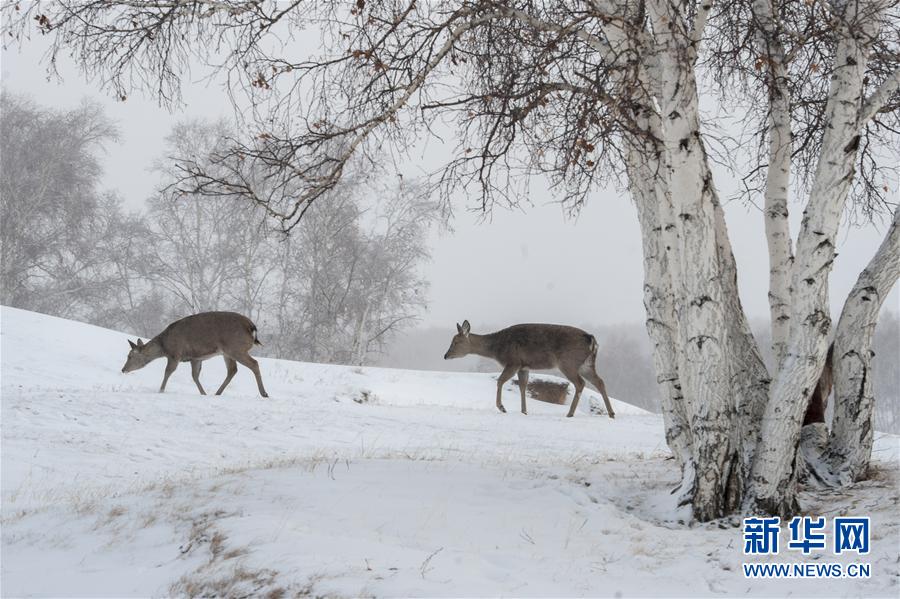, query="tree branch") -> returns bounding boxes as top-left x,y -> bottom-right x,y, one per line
860,66 -> 900,124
